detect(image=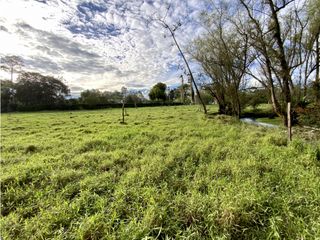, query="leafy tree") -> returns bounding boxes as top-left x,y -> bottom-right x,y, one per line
1,80 -> 16,112
103,91 -> 122,103
149,82 -> 167,101
15,72 -> 69,107
80,89 -> 105,105
192,2 -> 250,117
243,88 -> 269,109
197,89 -> 214,105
